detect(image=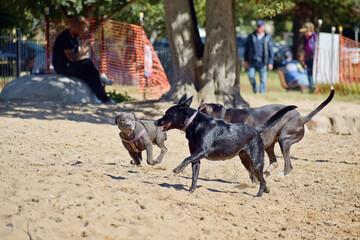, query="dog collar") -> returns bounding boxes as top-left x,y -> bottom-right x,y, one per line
220,107 -> 227,120
119,128 -> 147,152
181,111 -> 198,132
